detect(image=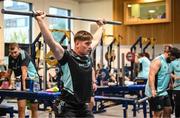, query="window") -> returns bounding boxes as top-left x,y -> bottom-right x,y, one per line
49,7 -> 71,46
124,0 -> 171,25
3,1 -> 32,43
